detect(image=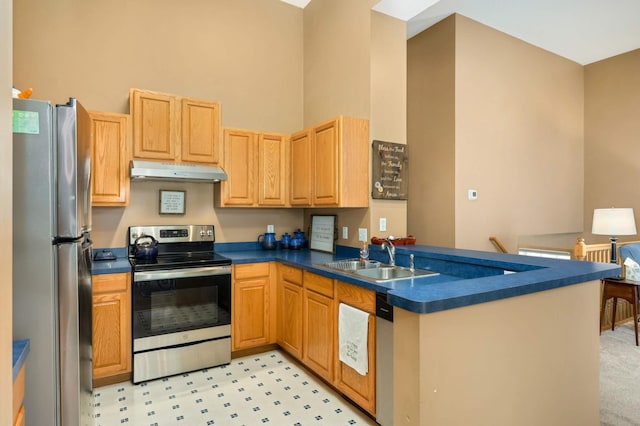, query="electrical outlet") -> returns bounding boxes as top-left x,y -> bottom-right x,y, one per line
379,218 -> 387,232
358,228 -> 368,242
342,226 -> 348,240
